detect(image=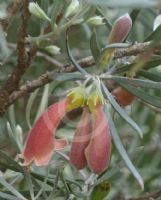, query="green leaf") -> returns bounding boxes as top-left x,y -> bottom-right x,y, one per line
114,80 -> 161,108
139,70 -> 161,82
101,82 -> 143,138
24,172 -> 35,200
87,0 -> 156,8
26,88 -> 39,129
51,0 -> 65,26
40,0 -> 49,13
6,122 -> 20,153
0,150 -> 23,173
130,9 -> 140,24
90,29 -> 101,65
113,58 -> 161,74
8,105 -> 16,131
35,84 -> 49,121
49,72 -> 86,82
90,181 -> 110,200
35,168 -> 50,200
0,191 -> 22,200
104,105 -> 144,190
0,176 -> 27,200
111,76 -> 161,90
144,25 -> 161,42
99,43 -> 131,69
66,29 -> 89,75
